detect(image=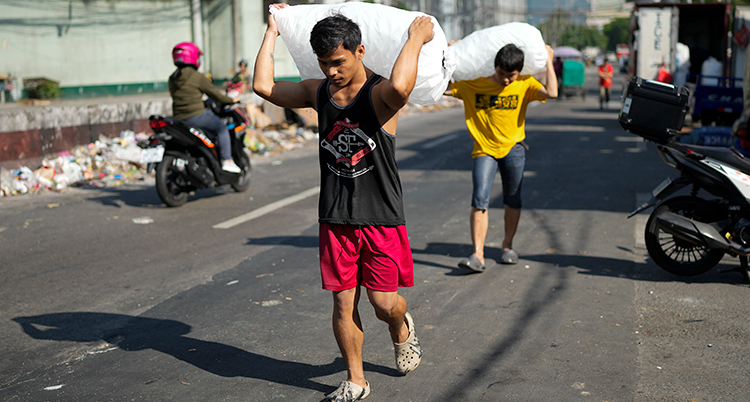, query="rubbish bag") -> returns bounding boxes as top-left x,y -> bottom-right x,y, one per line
447,22 -> 548,82
270,3 -> 454,106
673,42 -> 690,87
700,57 -> 722,85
